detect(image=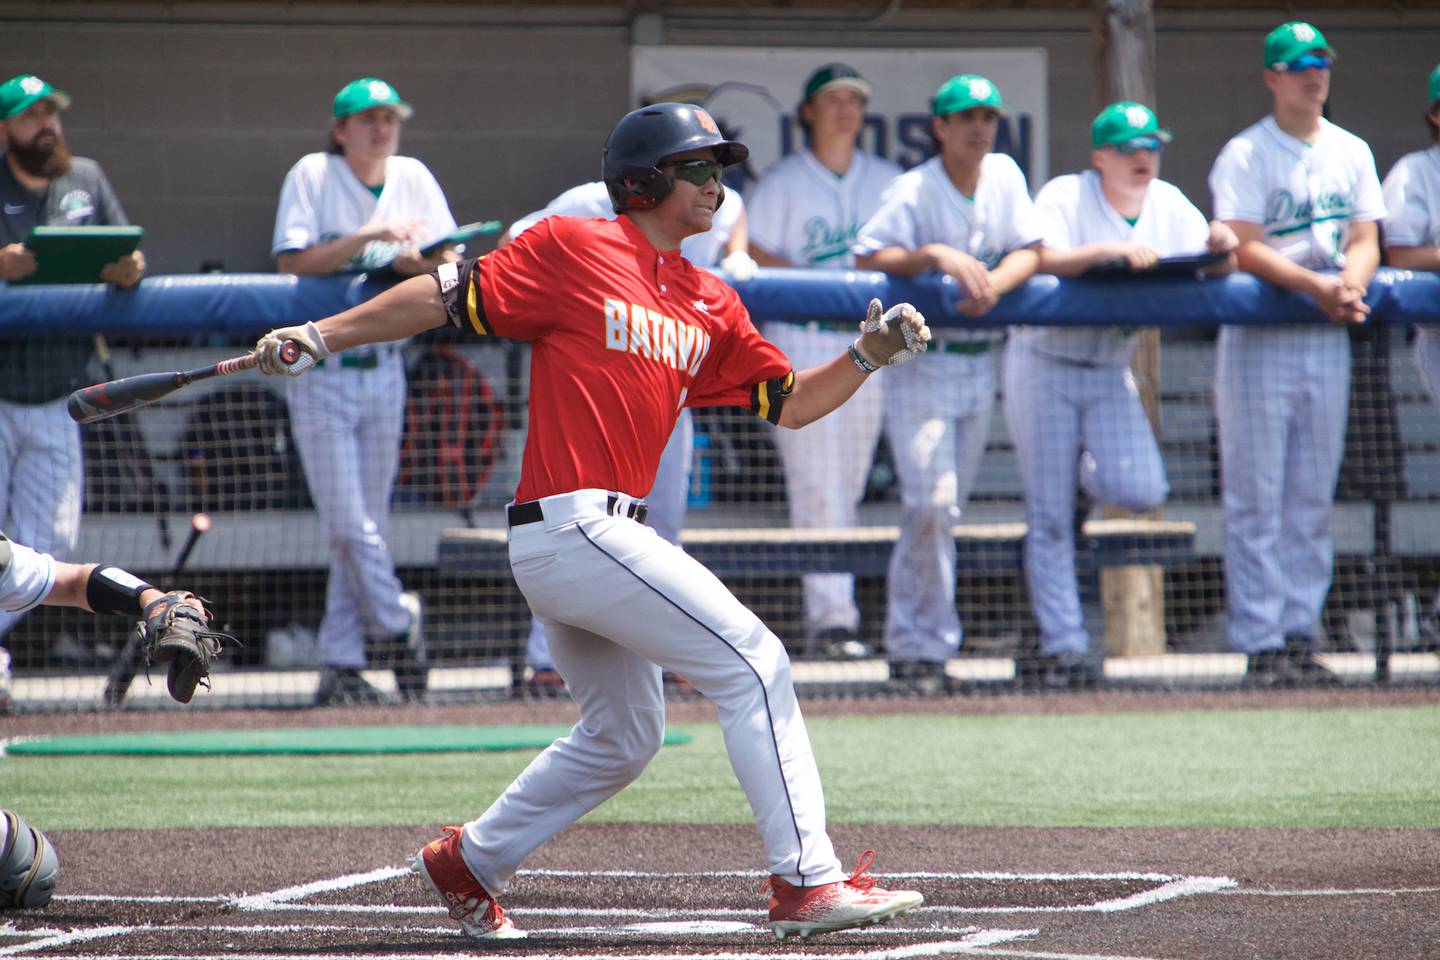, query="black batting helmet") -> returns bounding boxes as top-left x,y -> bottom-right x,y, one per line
602,102 -> 748,213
